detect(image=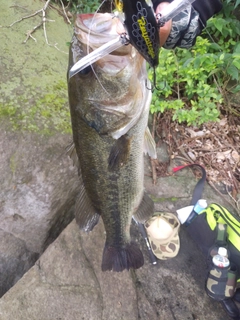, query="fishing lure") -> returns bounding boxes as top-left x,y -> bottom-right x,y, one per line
69,0 -> 195,79
116,0 -> 160,68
